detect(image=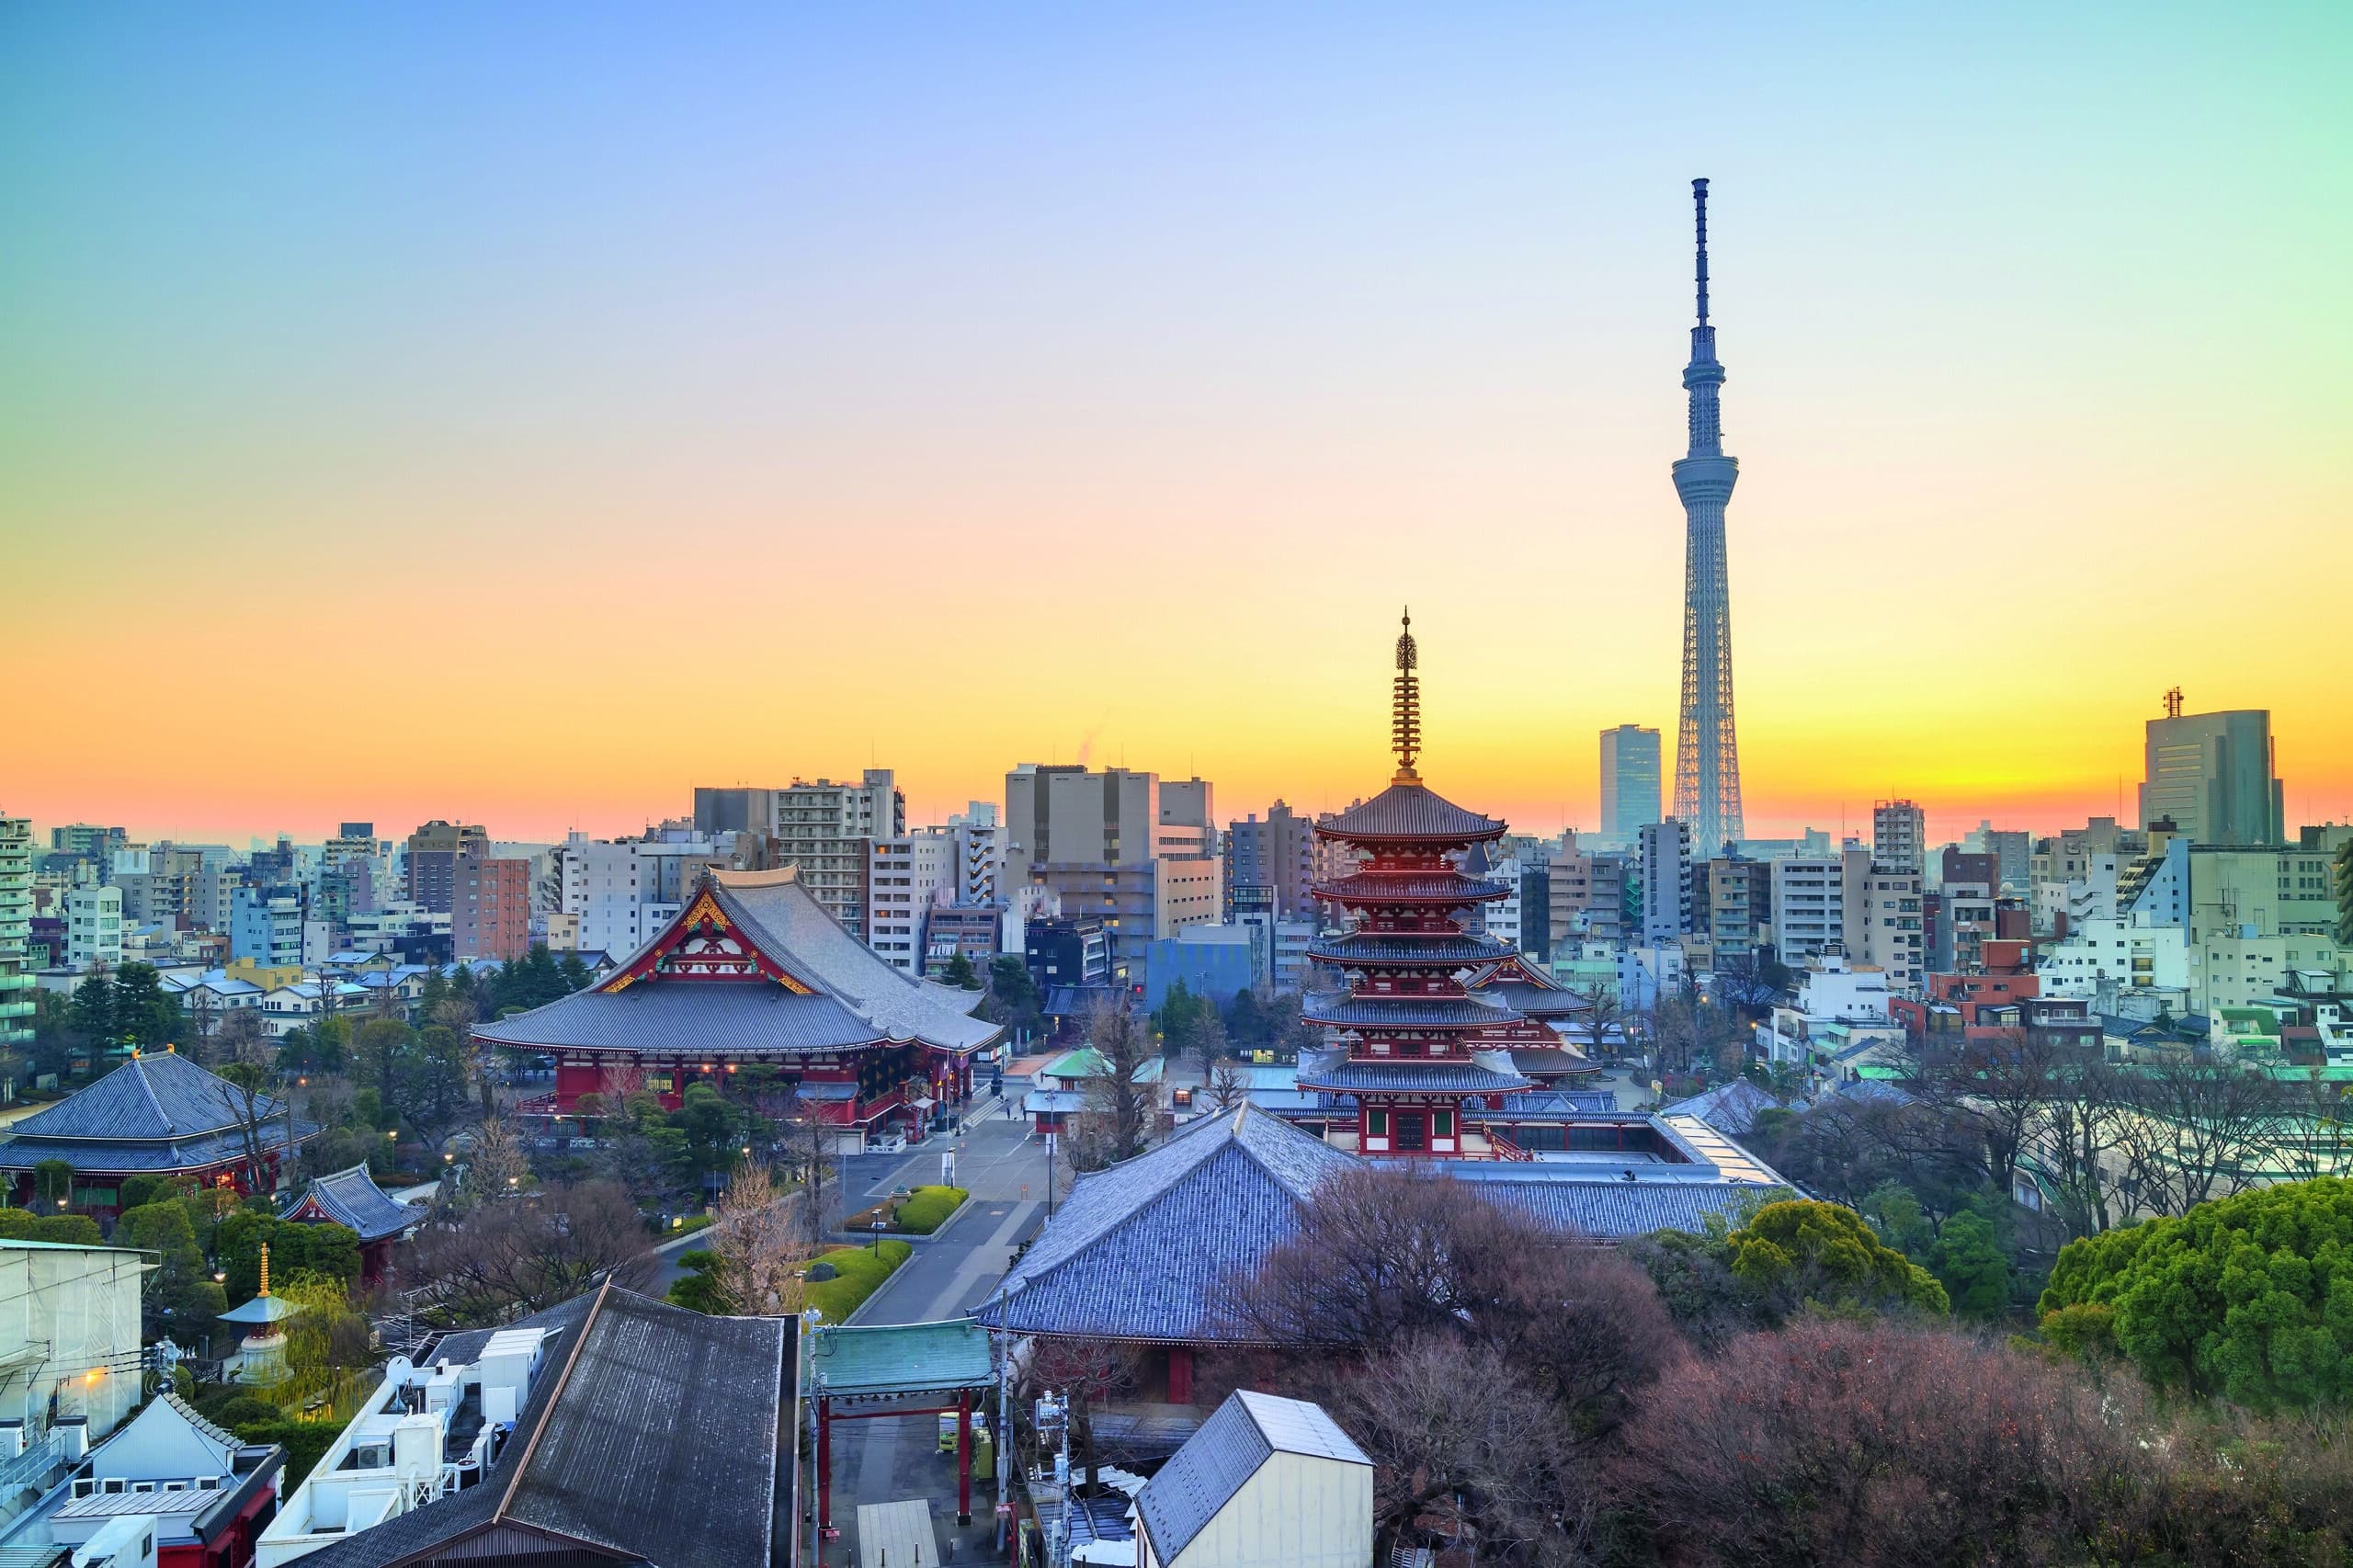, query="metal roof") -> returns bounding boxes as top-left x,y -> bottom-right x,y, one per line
805,1319 -> 993,1399
290,1283 -> 788,1568
1135,1390 -> 1367,1563
1315,783 -> 1506,844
